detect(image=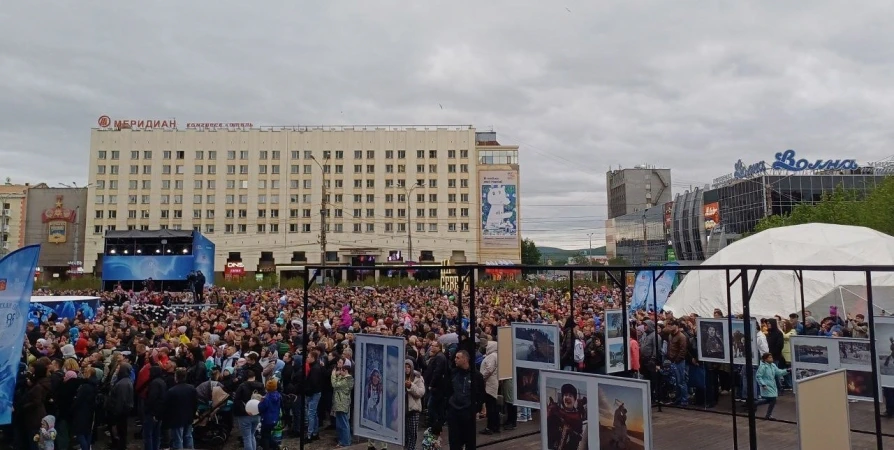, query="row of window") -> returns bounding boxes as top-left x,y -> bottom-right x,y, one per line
94,177 -> 471,191
96,163 -> 472,176
97,149 -> 472,161
94,193 -> 473,206
95,205 -> 472,220
93,222 -> 471,234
